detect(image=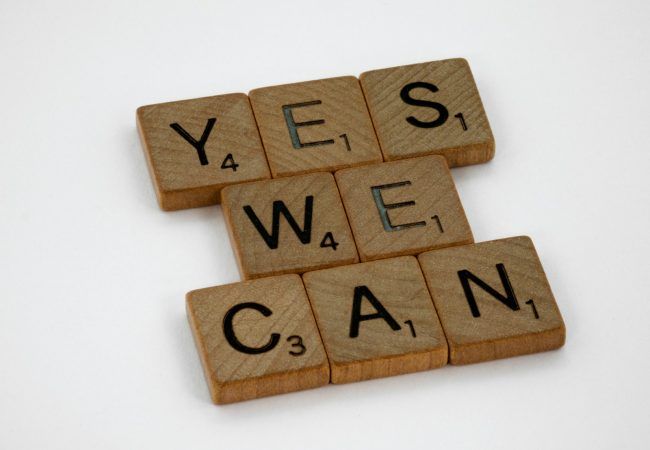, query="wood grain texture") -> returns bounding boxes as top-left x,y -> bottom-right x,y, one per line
249,76 -> 383,177
360,58 -> 495,167
335,155 -> 473,261
221,172 -> 358,279
303,256 -> 448,384
186,274 -> 329,404
136,94 -> 271,210
418,236 -> 565,365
